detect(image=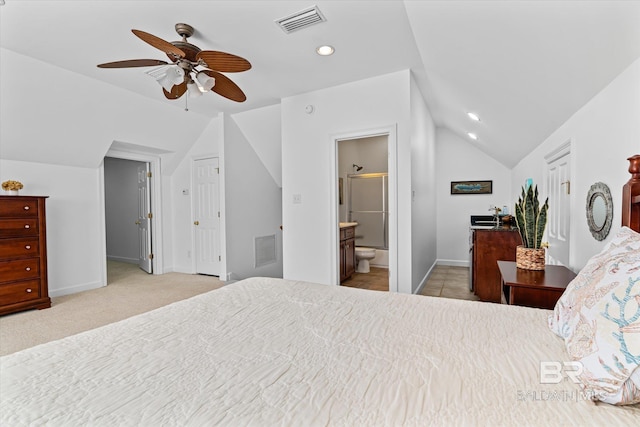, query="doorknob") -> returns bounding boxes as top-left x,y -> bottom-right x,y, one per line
194,221 -> 200,226
135,220 -> 141,225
